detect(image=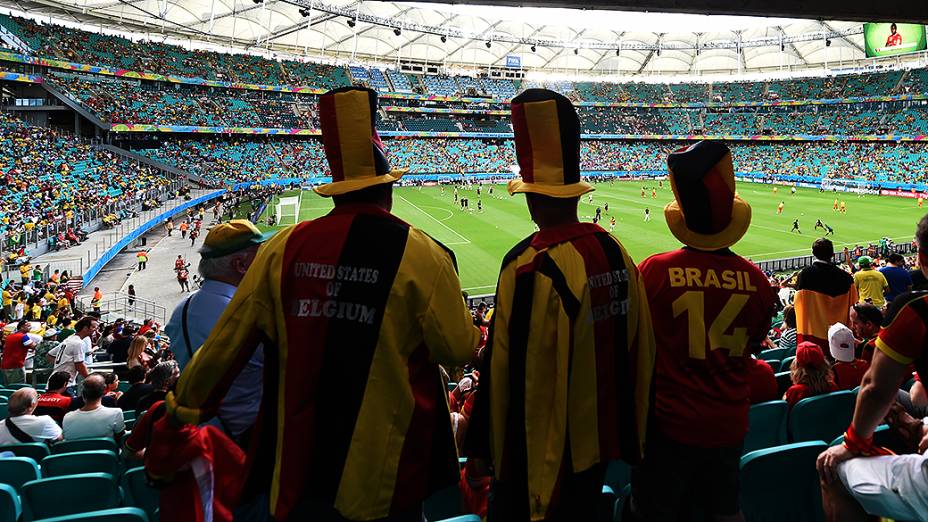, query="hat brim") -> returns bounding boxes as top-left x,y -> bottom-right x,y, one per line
507,178 -> 594,198
313,170 -> 406,197
664,196 -> 751,251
